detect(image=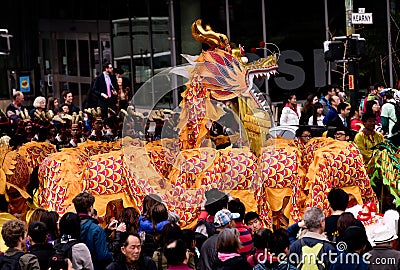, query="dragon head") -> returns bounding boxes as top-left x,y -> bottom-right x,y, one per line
231,44 -> 278,92
191,19 -> 279,100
